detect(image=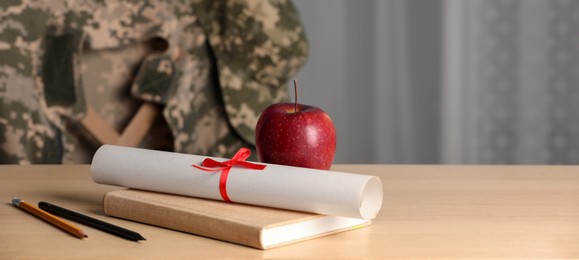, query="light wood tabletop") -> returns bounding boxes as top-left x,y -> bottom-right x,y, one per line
1,164 -> 578,259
